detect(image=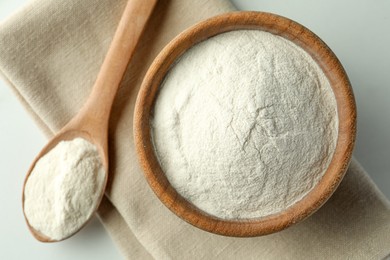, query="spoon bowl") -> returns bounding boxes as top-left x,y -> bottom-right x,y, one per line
22,130 -> 108,242
134,11 -> 357,237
